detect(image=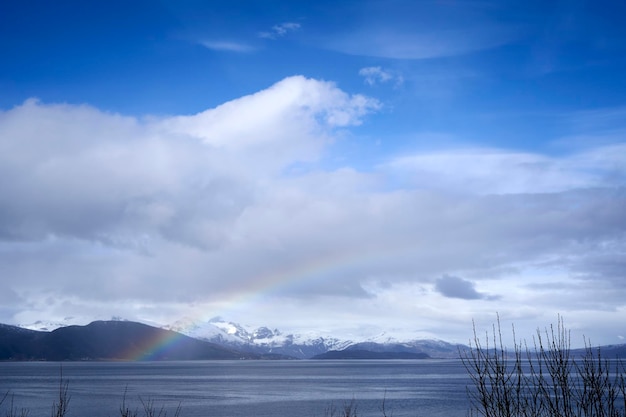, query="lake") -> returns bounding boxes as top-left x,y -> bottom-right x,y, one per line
0,360 -> 472,417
